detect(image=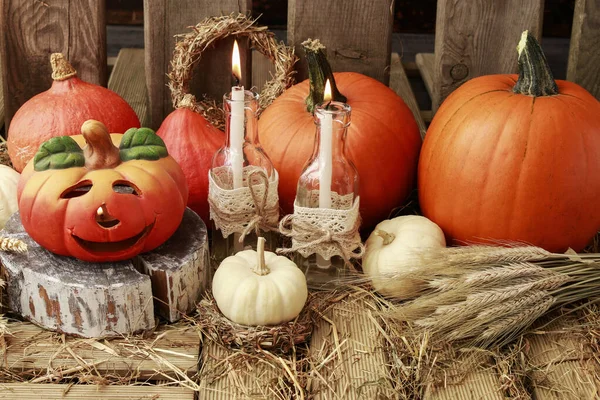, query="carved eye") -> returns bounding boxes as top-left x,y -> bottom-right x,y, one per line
60,181 -> 93,199
112,181 -> 140,196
